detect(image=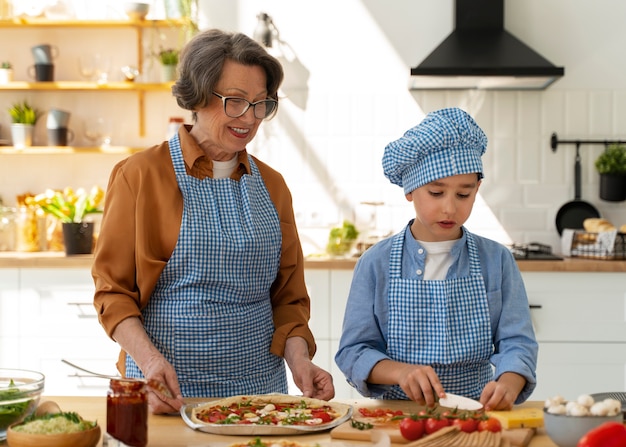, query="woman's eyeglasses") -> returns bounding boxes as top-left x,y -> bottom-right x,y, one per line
212,92 -> 278,120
